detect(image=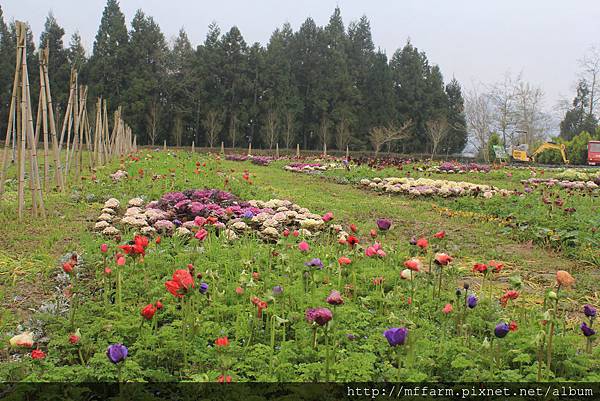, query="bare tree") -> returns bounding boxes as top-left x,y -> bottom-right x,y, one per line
283,111 -> 295,149
203,110 -> 223,148
426,117 -> 449,158
369,120 -> 413,158
335,116 -> 351,151
579,46 -> 600,115
465,85 -> 494,161
489,71 -> 518,146
265,110 -> 278,149
513,80 -> 551,146
228,112 -> 238,148
318,114 -> 330,149
173,115 -> 183,147
147,98 -> 160,146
